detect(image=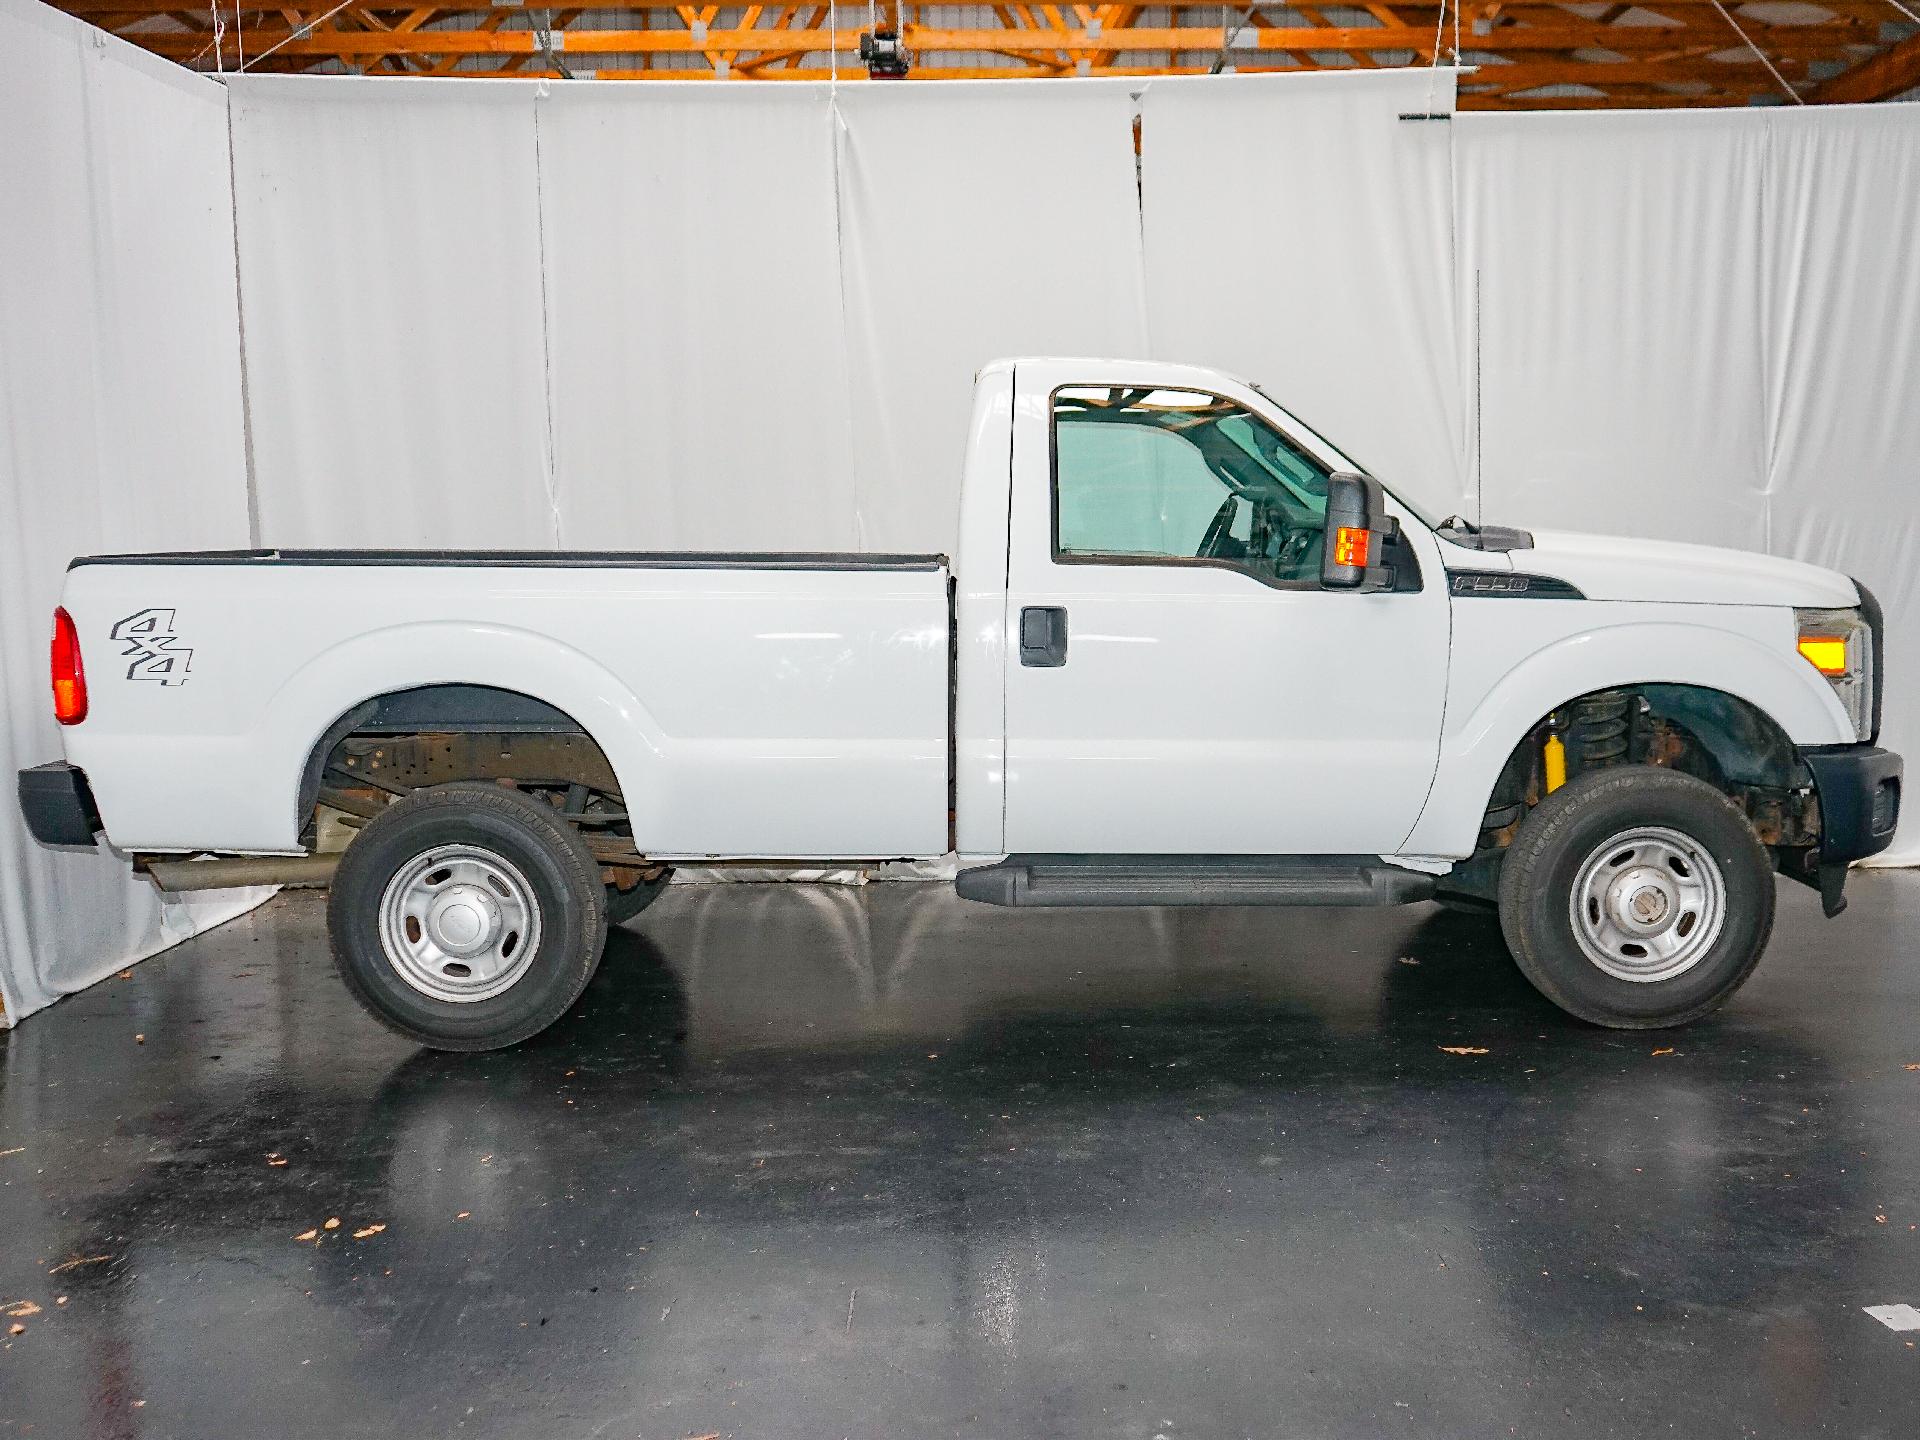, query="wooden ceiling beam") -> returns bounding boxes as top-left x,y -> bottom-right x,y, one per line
121,22 -> 1881,61
43,1 -> 1917,108
1809,29 -> 1920,103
